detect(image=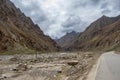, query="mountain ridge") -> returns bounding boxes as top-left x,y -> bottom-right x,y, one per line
0,0 -> 59,53
56,31 -> 79,50
67,15 -> 120,51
